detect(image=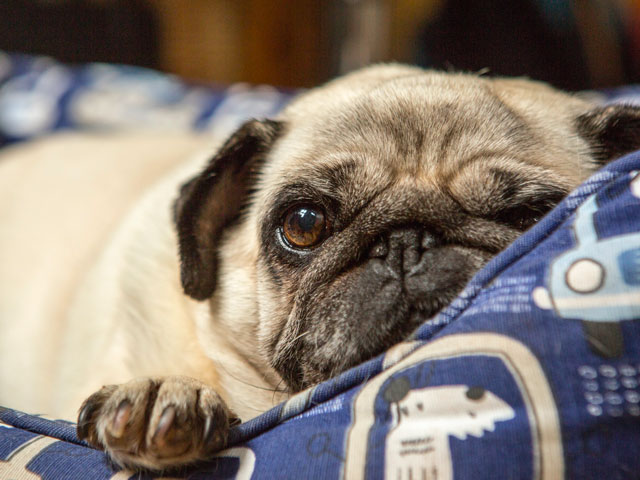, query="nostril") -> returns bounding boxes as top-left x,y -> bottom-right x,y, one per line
368,236 -> 388,258
369,227 -> 435,262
